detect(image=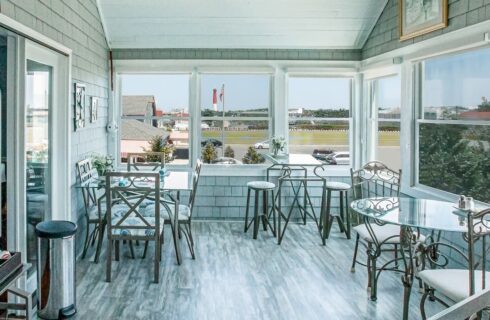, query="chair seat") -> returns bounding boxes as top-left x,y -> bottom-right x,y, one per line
353,223 -> 401,244
353,223 -> 425,244
419,269 -> 490,302
110,216 -> 164,237
88,203 -> 131,221
143,203 -> 191,221
247,181 -> 275,190
326,181 -> 351,191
